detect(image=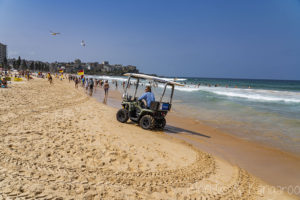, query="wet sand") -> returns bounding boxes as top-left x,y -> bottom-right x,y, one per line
165,115 -> 300,189
0,78 -> 297,199
93,85 -> 300,197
